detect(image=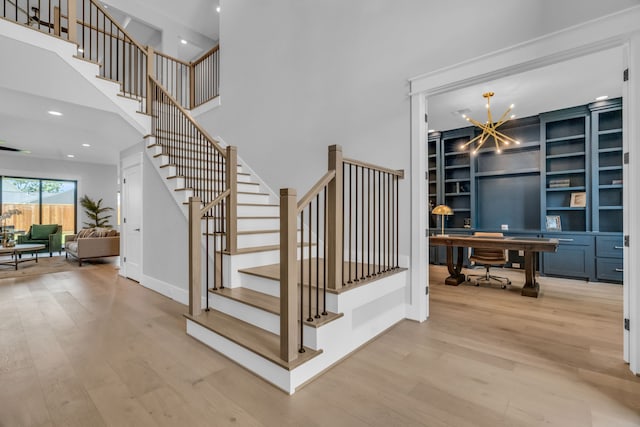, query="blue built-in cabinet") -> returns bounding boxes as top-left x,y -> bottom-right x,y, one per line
428,99 -> 623,283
